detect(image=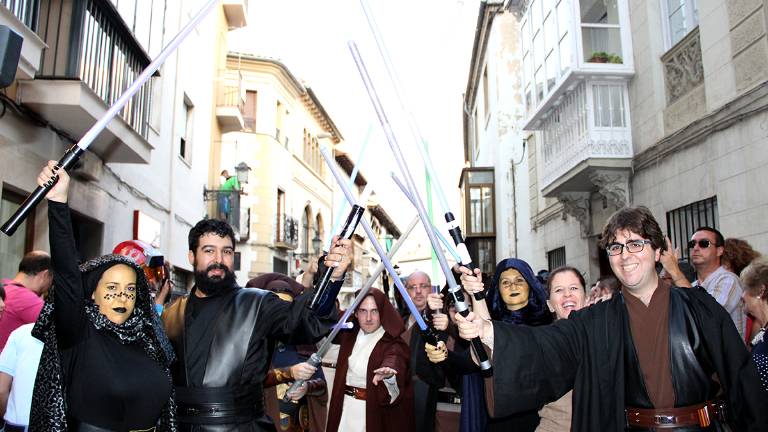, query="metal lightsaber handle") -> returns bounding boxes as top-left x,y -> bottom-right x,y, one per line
320,147 -> 438,348
1,145 -> 85,235
308,205 -> 365,311
0,0 -> 219,236
348,42 -> 491,373
283,217 -> 419,402
444,211 -> 484,300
